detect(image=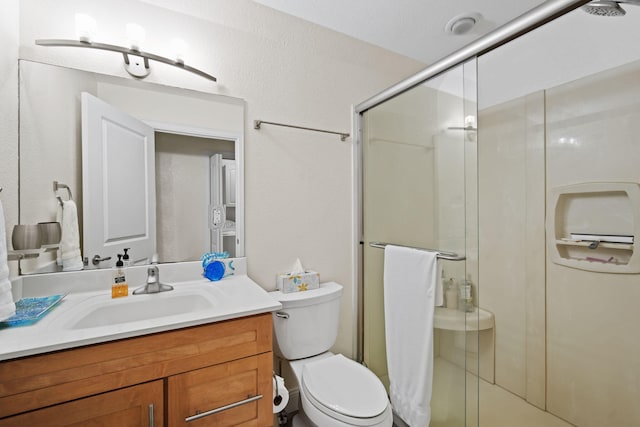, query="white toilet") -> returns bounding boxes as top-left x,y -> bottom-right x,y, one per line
270,282 -> 393,427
